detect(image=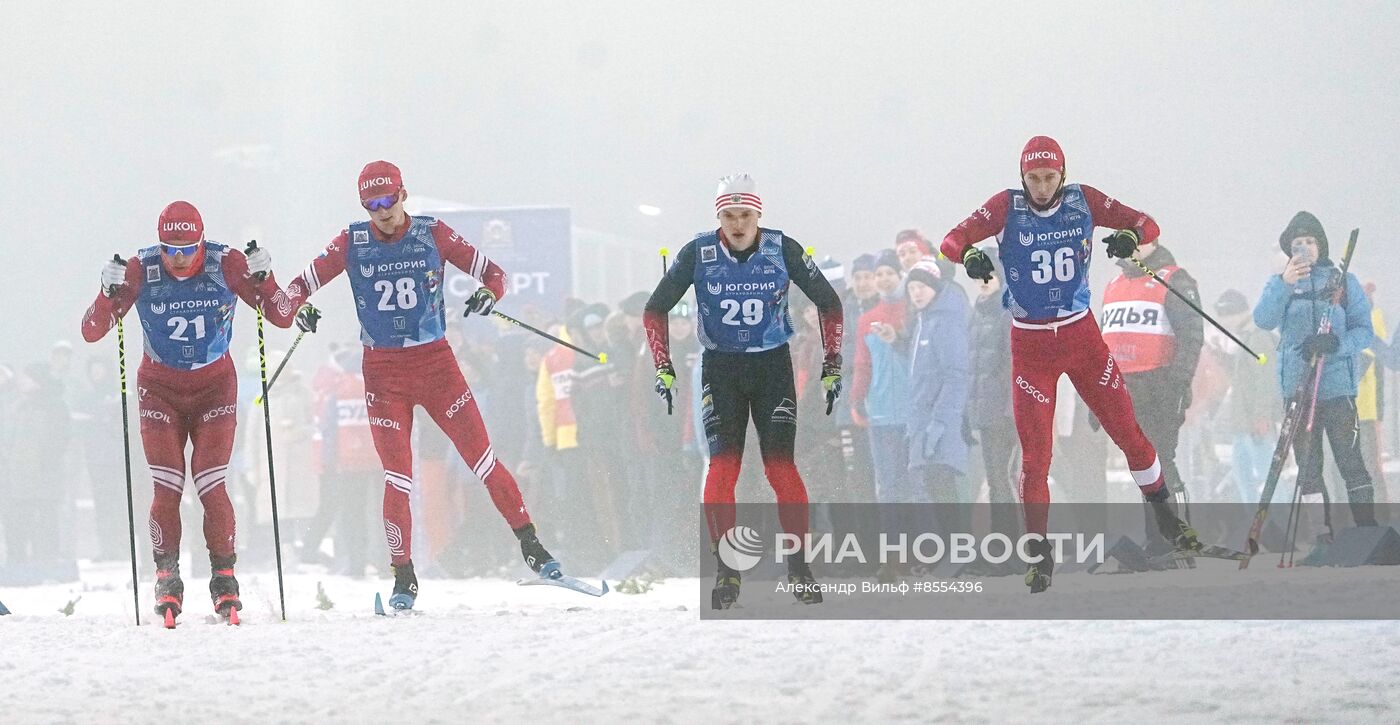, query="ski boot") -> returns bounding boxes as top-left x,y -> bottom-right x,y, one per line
1146,486 -> 1200,553
787,558 -> 823,605
153,555 -> 184,628
514,523 -> 561,580
1024,538 -> 1054,594
711,557 -> 741,610
209,555 -> 242,625
388,561 -> 418,611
